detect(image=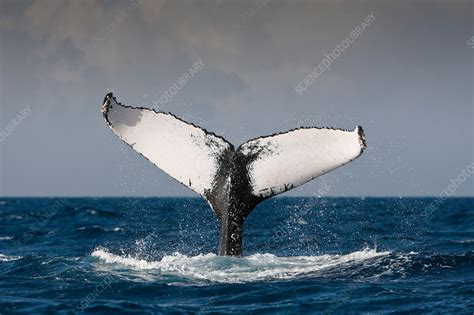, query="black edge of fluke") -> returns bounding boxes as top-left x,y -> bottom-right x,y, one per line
357,126 -> 367,153
101,93 -> 113,126
237,125 -> 367,151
